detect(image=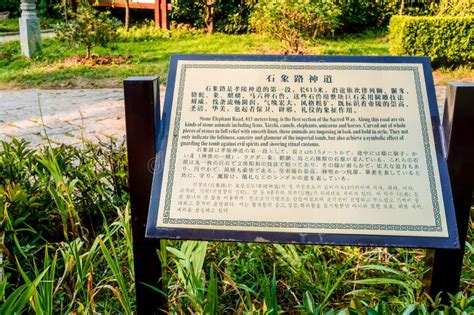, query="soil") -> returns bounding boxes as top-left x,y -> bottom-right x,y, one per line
432,69 -> 474,86
63,54 -> 132,67
54,77 -> 123,89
